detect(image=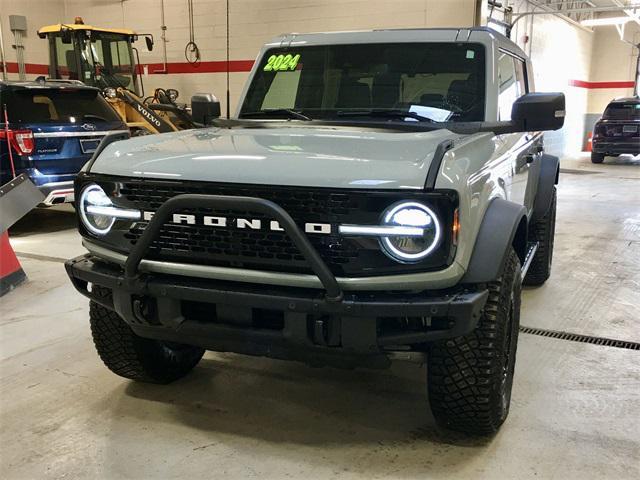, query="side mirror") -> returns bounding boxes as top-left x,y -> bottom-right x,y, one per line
191,93 -> 221,125
145,36 -> 154,52
511,92 -> 565,132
